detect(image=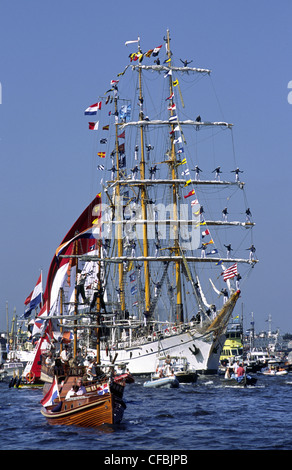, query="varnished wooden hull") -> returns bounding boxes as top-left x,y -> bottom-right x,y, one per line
41,393 -> 125,427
